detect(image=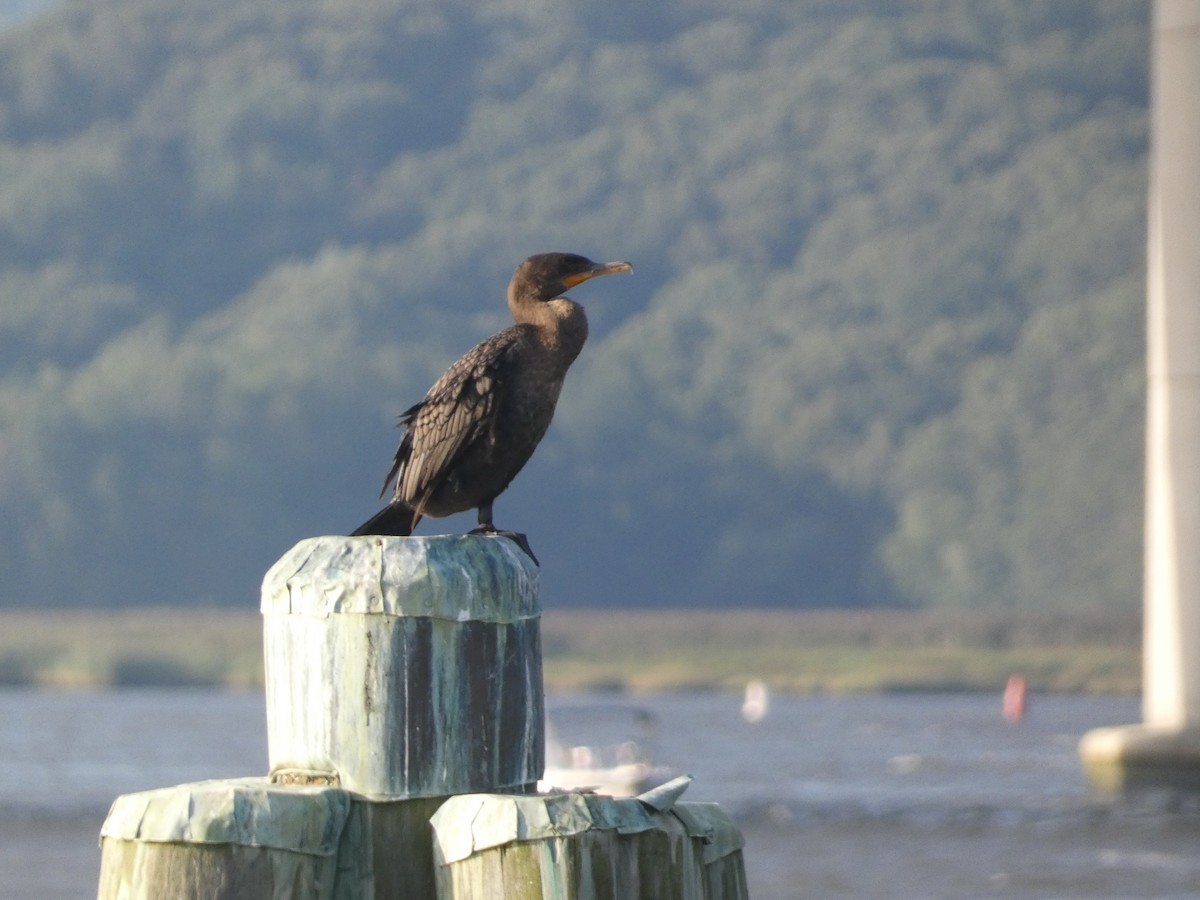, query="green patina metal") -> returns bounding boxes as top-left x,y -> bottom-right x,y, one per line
262,534 -> 544,800
98,780 -> 448,900
98,779 -> 350,900
101,778 -> 352,855
430,791 -> 748,899
98,535 -> 747,899
261,534 -> 540,622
